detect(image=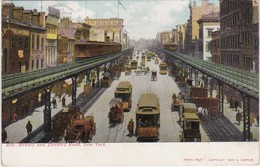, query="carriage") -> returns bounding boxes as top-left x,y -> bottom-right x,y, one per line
65,112 -> 96,143
101,72 -> 112,87
151,70 -> 157,81
108,98 -> 124,127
